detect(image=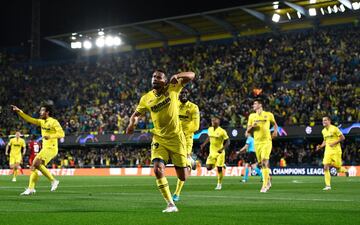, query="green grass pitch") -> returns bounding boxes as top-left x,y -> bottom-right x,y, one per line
0,175 -> 359,225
